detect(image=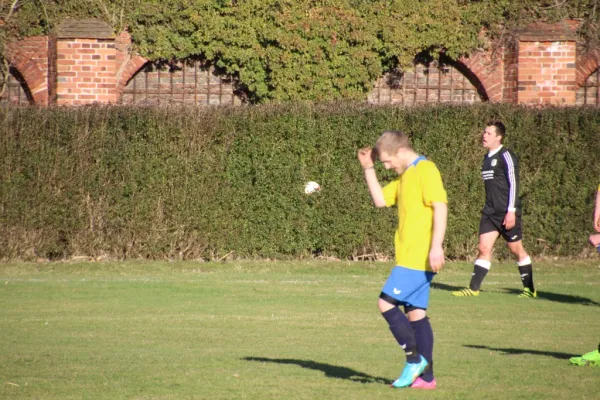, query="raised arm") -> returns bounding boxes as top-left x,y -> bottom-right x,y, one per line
358,147 -> 386,207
